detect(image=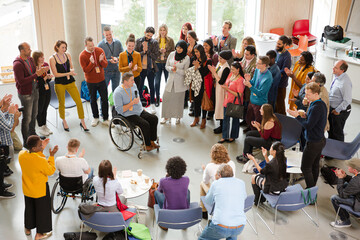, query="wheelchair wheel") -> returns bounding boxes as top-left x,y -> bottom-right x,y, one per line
51,180 -> 68,214
109,117 -> 134,151
81,179 -> 96,203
